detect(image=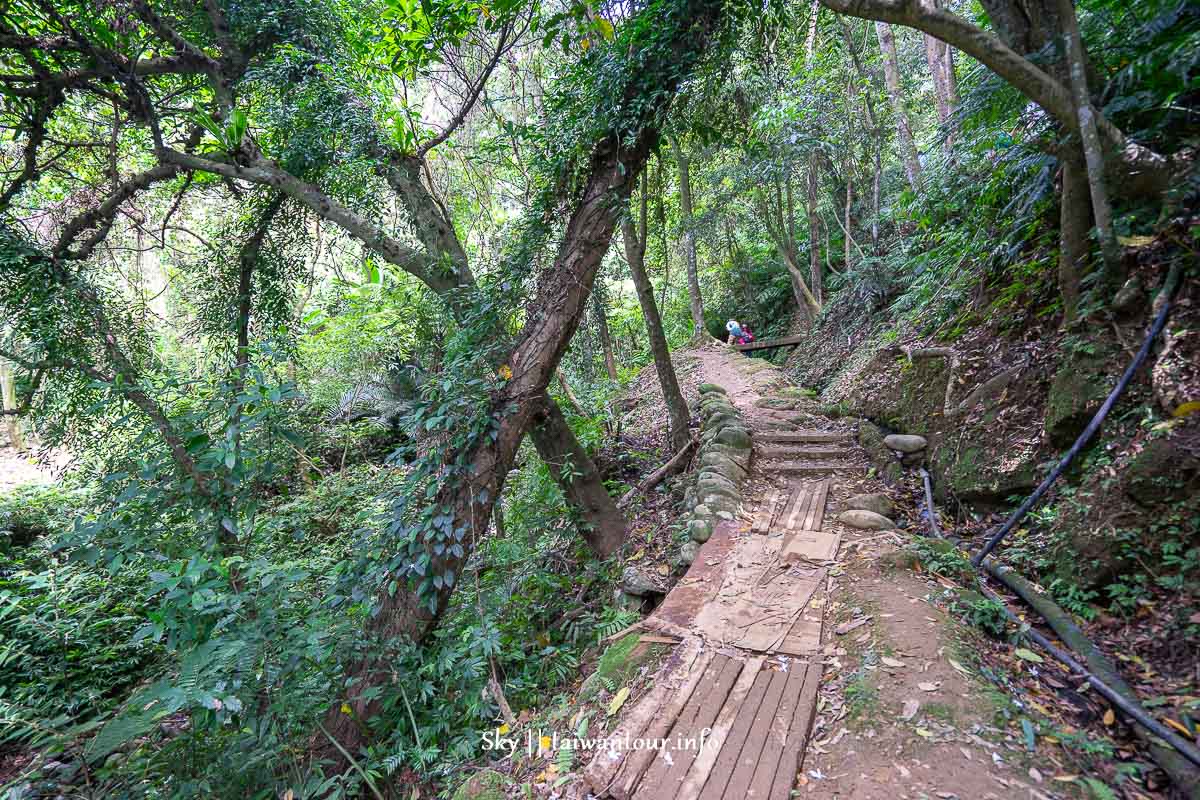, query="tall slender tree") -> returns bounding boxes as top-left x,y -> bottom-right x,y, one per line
874,21 -> 923,192
622,172 -> 692,454
671,136 -> 707,337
